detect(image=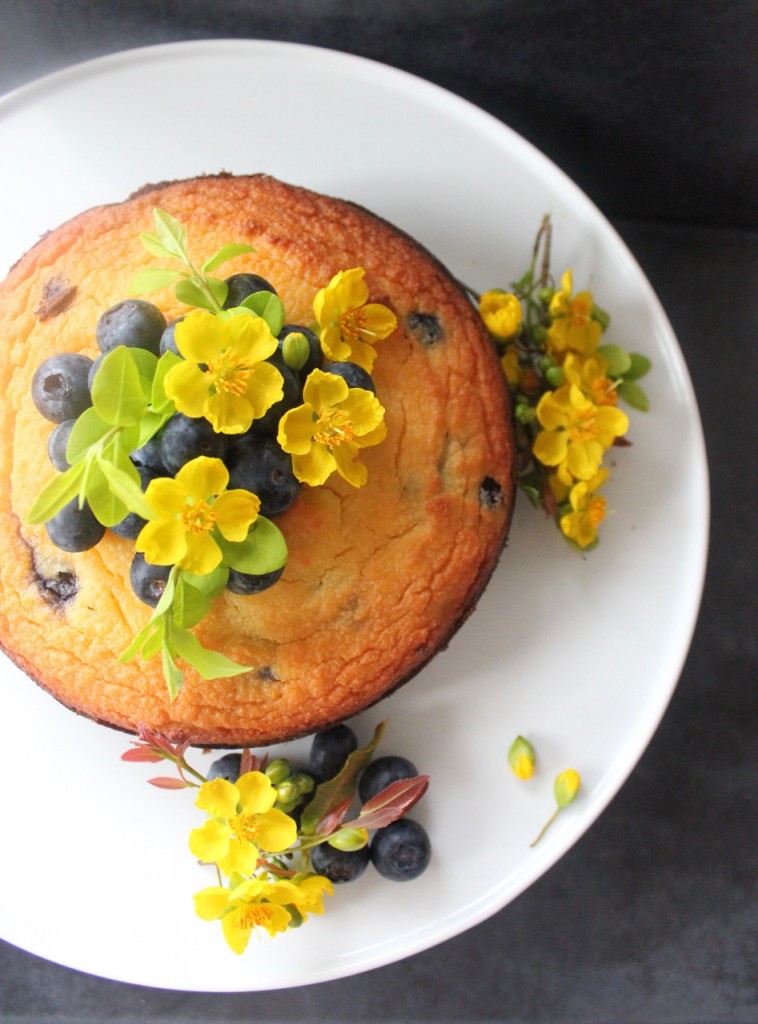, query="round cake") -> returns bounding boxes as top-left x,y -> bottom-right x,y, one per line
0,174 -> 515,746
